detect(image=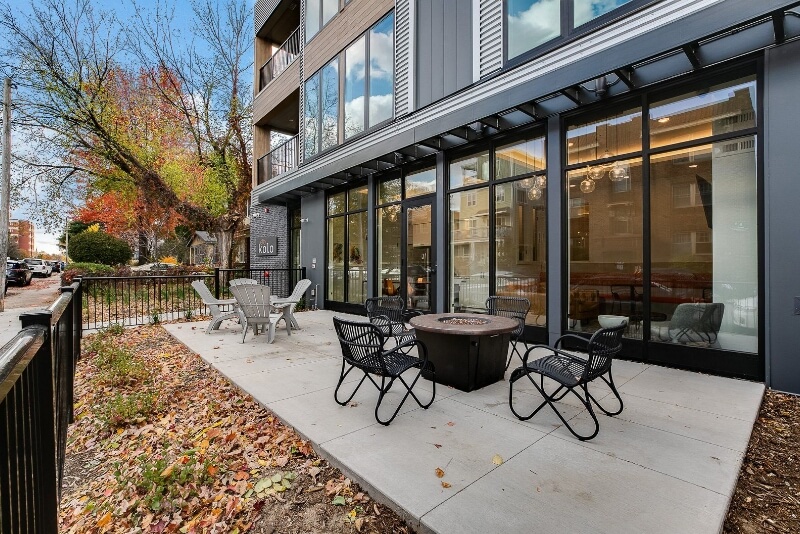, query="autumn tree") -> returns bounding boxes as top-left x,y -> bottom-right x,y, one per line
0,0 -> 253,267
